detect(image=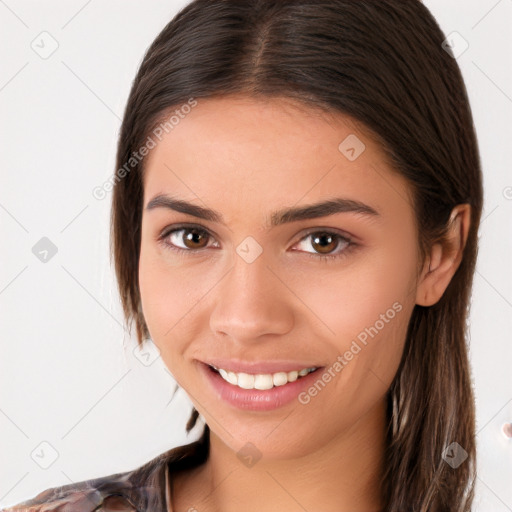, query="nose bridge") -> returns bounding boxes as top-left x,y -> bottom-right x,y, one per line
209,244 -> 293,341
